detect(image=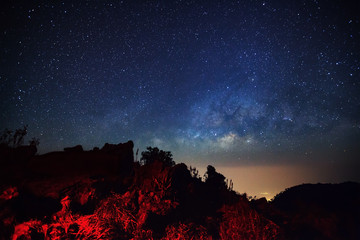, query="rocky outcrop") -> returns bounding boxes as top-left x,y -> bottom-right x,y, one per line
100,141 -> 134,162
100,140 -> 134,173
28,141 -> 134,179
64,145 -> 83,152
